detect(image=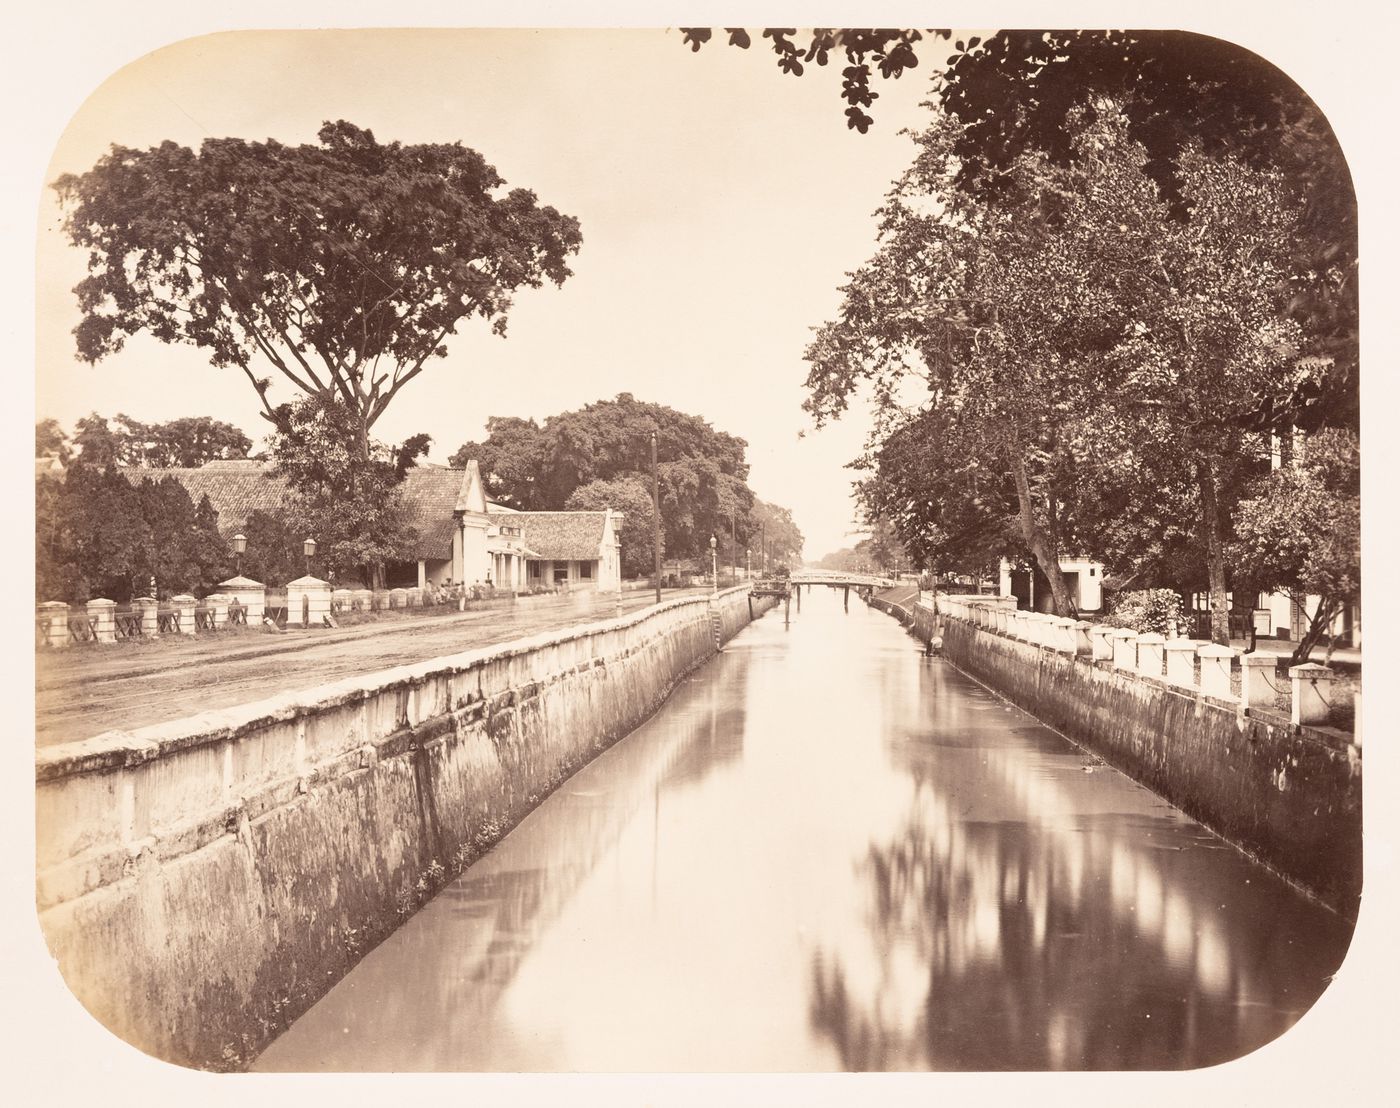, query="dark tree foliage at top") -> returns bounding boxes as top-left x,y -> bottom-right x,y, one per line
681,28 -> 1356,432
680,28 -> 940,133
